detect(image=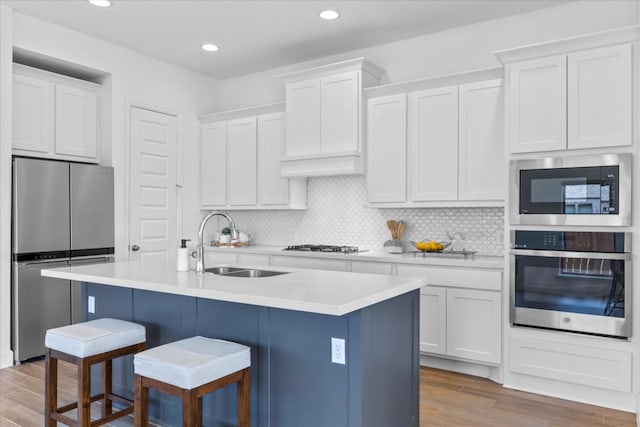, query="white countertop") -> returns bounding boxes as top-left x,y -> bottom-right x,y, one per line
41,259 -> 427,316
206,245 -> 505,269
